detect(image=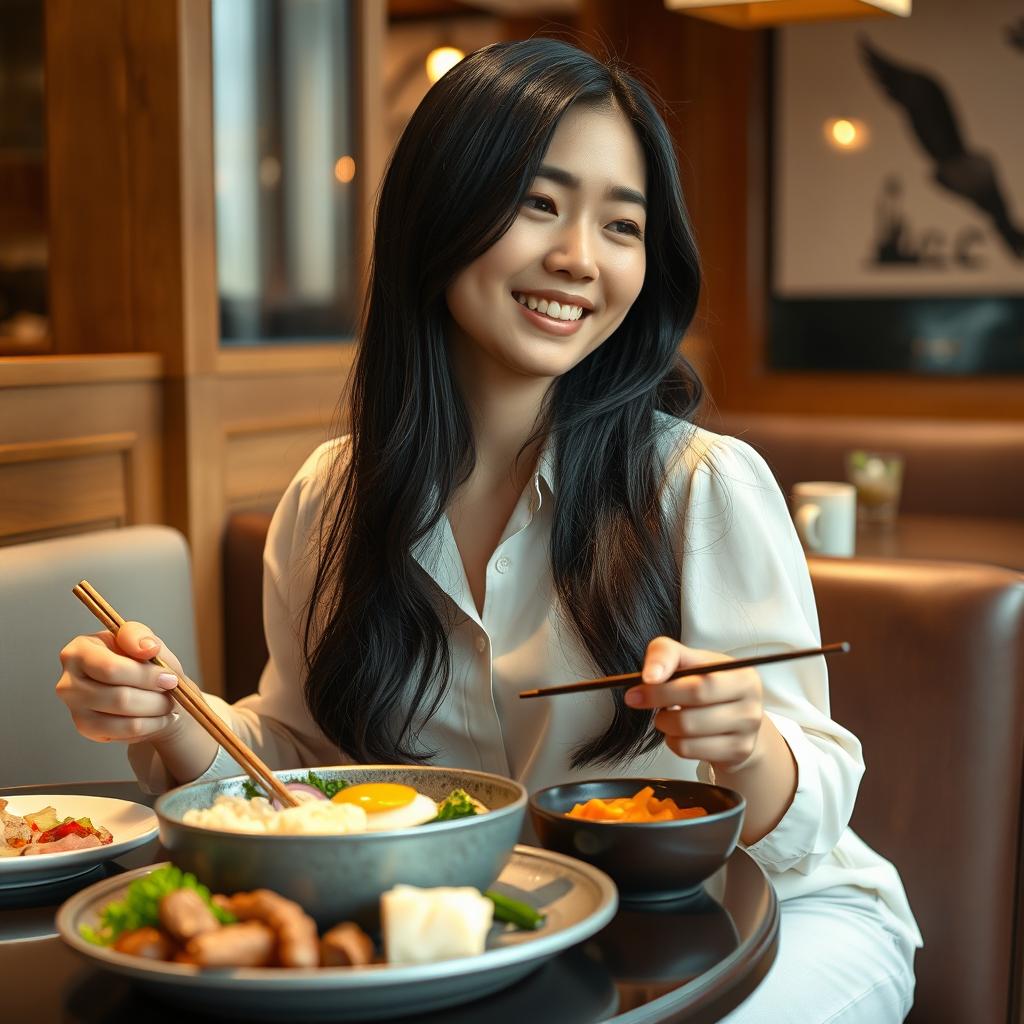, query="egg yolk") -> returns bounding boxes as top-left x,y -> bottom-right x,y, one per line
332,783 -> 418,814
